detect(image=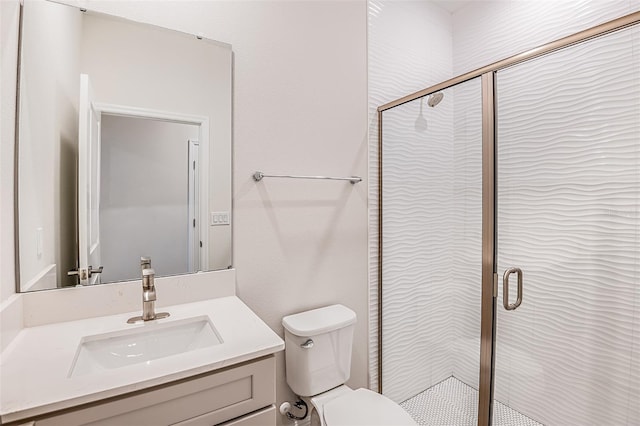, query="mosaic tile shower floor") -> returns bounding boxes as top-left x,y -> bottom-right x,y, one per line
400,377 -> 543,426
